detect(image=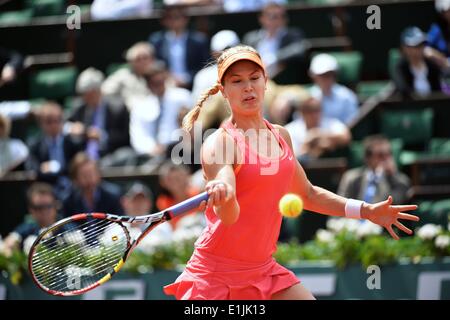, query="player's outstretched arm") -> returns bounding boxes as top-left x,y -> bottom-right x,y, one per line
276,124 -> 419,239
